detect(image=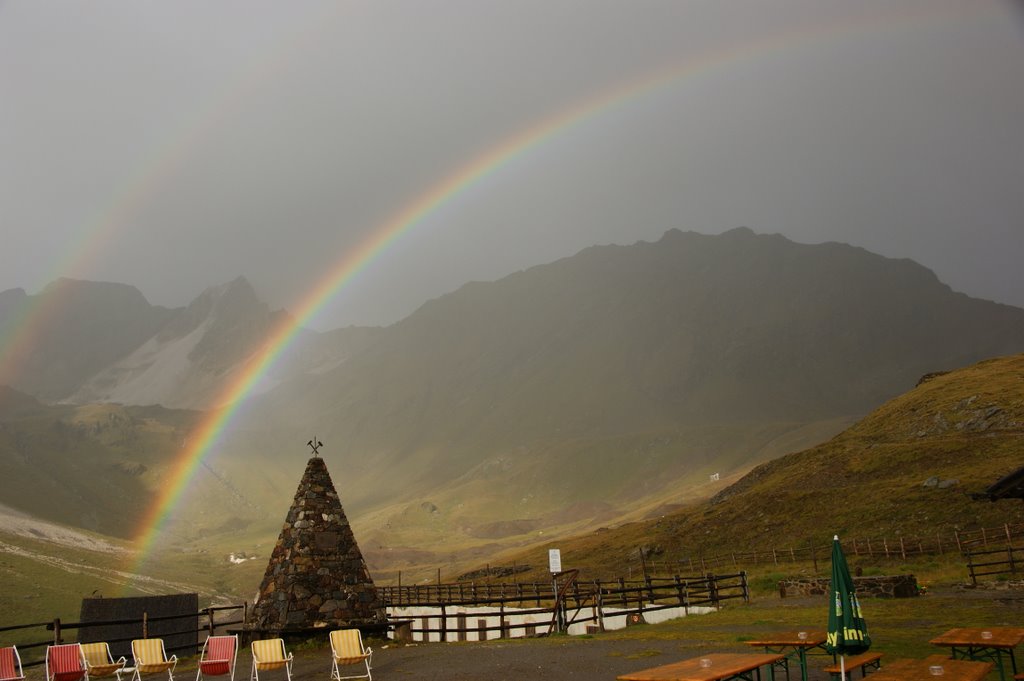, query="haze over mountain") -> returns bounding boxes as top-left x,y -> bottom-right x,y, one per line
0,279 -> 175,401
3,228 -> 1024,581
0,277 -> 371,409
227,229 -> 1024,545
